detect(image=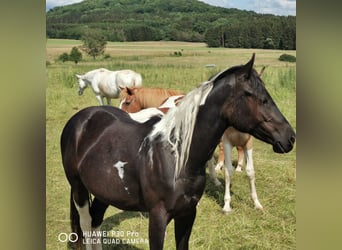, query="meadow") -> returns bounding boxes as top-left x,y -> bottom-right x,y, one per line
46,39 -> 296,250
